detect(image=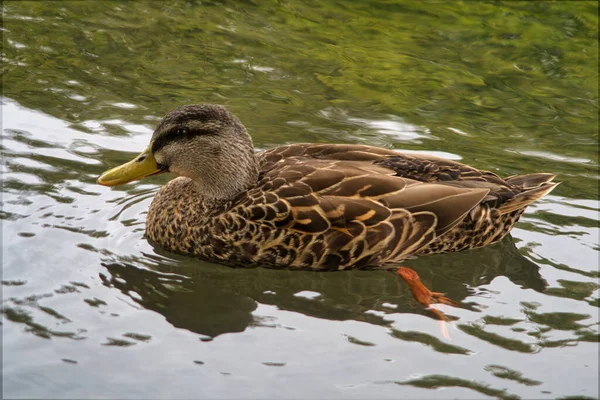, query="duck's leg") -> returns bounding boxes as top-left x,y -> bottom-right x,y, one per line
397,267 -> 460,309
396,266 -> 460,339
